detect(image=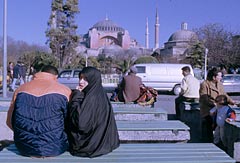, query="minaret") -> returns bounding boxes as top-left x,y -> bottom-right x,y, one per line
105,14 -> 109,21
145,17 -> 149,49
154,8 -> 160,49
